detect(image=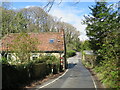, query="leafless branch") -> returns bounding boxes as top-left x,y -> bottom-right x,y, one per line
47,0 -> 55,12
58,0 -> 62,5
43,1 -> 51,9
43,0 -> 55,12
